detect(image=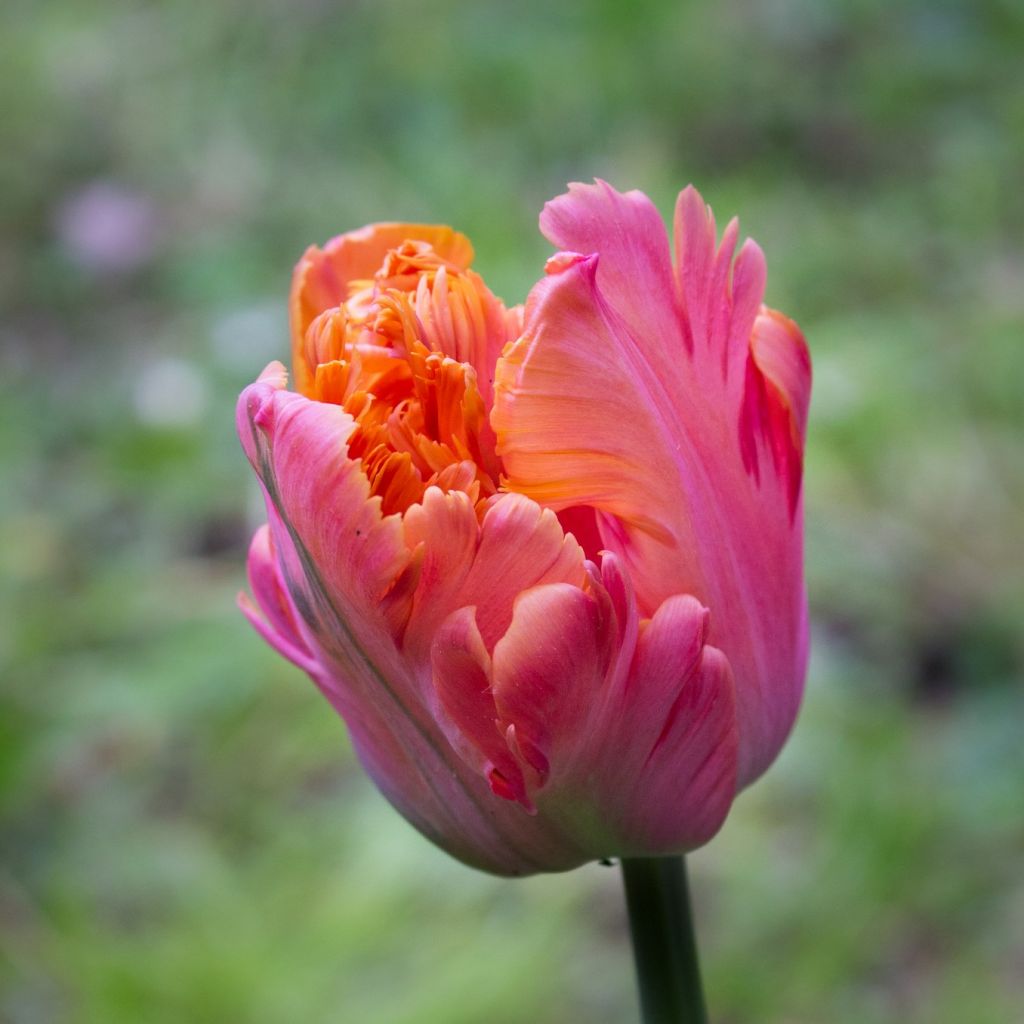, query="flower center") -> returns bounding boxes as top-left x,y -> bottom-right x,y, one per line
297,241 -> 503,517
